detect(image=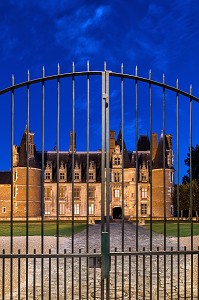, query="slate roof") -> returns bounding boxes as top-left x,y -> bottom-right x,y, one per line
153,135 -> 170,169
0,171 -> 11,184
18,130 -> 41,168
41,151 -> 102,183
115,130 -> 132,168
137,135 -> 150,151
